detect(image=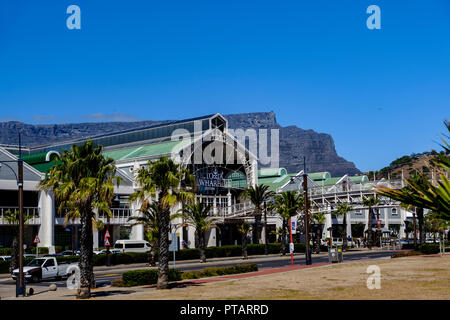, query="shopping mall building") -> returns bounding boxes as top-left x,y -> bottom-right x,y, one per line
0,113 -> 409,253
